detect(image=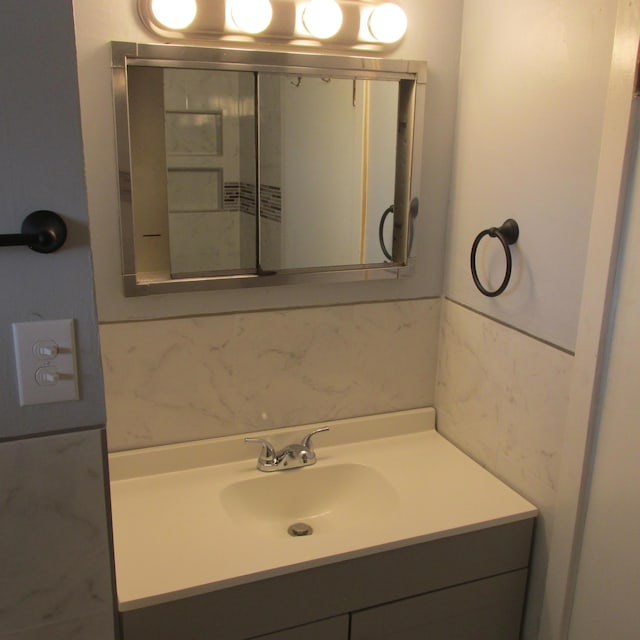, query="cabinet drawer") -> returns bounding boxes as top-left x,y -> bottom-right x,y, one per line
249,615 -> 349,639
350,569 -> 528,640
